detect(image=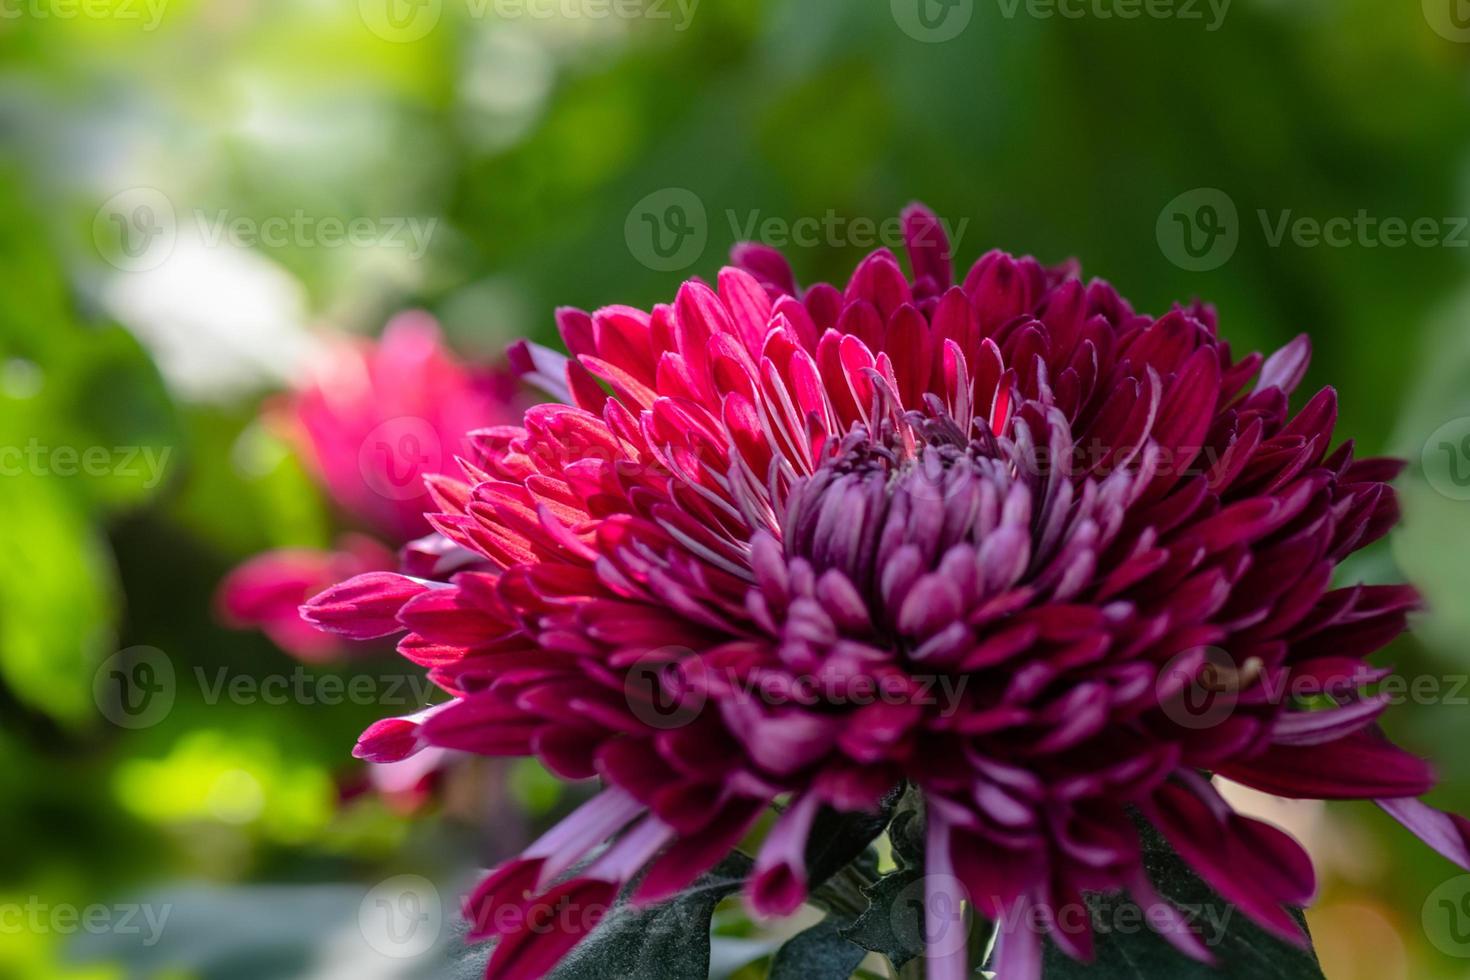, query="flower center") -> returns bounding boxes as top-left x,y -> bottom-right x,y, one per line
777,413 -> 1031,650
